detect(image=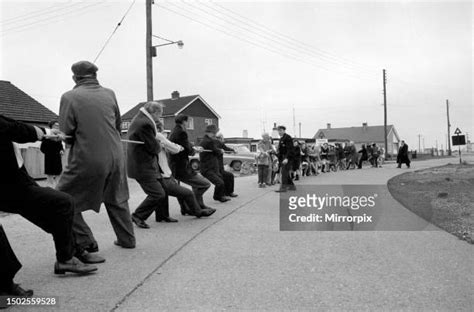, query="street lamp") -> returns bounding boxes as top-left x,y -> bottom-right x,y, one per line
151,35 -> 184,57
